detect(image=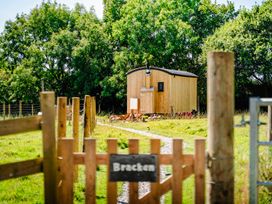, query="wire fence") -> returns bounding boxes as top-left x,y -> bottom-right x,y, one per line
0,99 -> 86,120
